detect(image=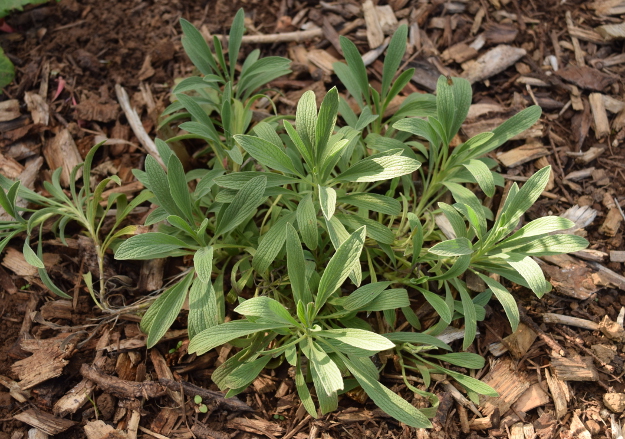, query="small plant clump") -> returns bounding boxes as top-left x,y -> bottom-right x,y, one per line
2,9 -> 589,429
